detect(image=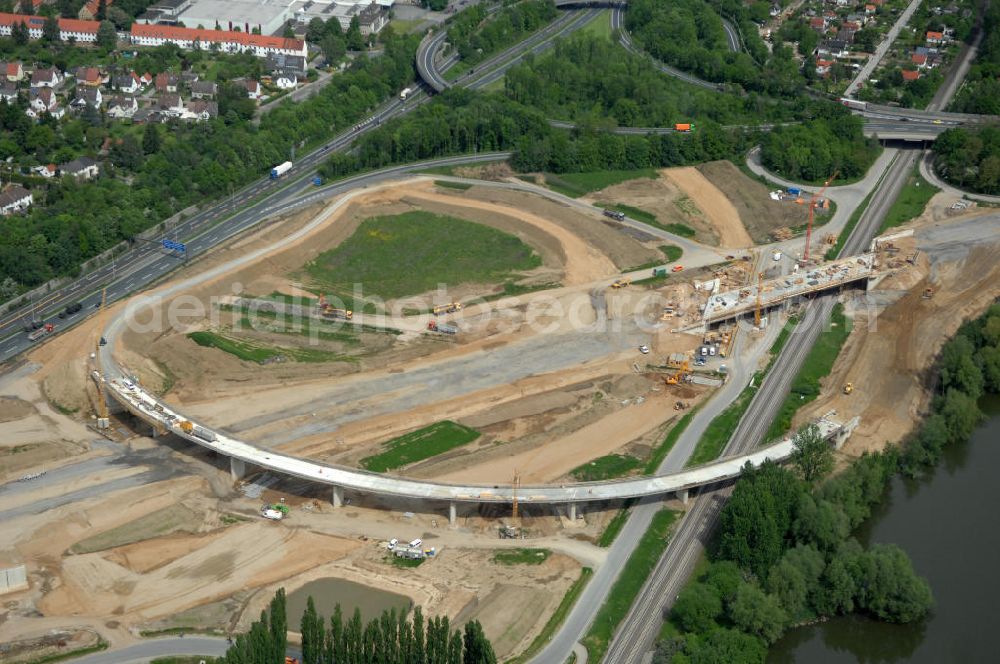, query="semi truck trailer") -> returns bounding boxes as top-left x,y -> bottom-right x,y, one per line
270,161 -> 292,178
